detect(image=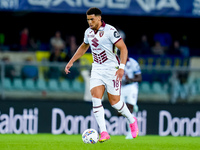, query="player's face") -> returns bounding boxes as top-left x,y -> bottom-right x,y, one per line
87,14 -> 101,30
